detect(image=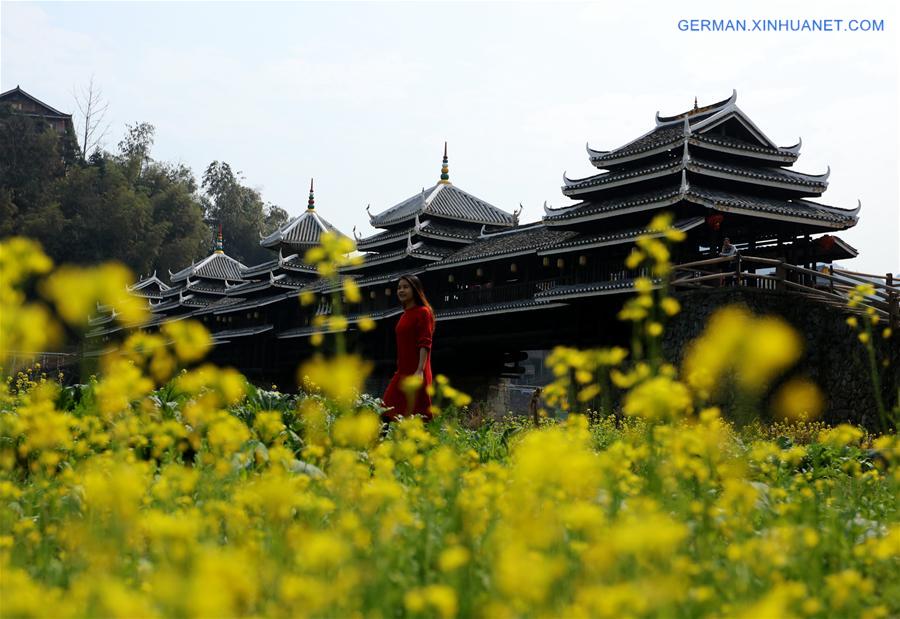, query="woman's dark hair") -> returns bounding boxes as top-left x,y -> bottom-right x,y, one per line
399,274 -> 435,329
